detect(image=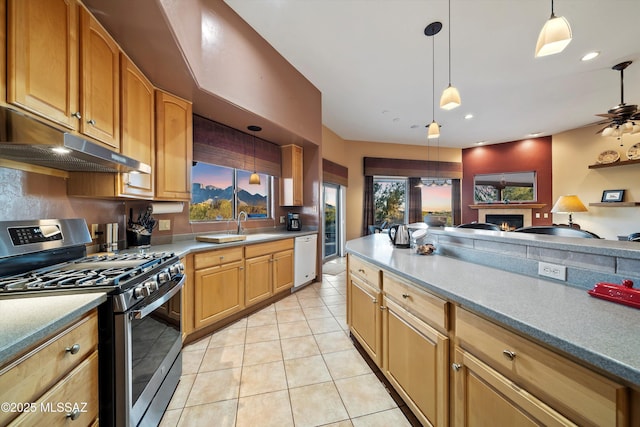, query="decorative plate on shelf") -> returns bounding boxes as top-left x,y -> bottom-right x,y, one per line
597,150 -> 620,164
627,142 -> 640,160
